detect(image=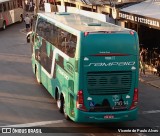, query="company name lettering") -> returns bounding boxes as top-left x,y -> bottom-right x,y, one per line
85,62 -> 135,67
119,13 -> 160,27
57,68 -> 69,80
